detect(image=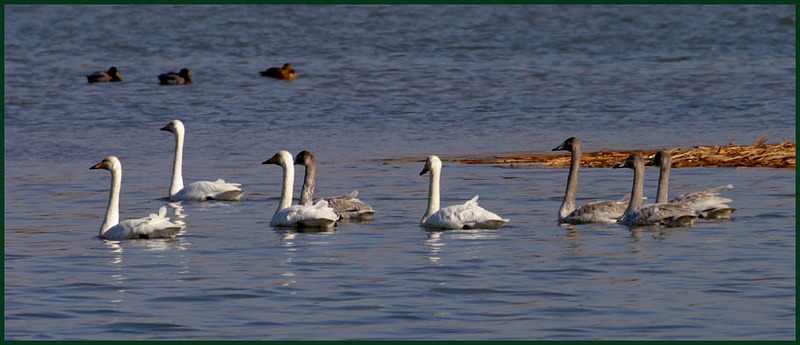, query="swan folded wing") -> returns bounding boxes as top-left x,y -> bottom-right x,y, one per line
621,203 -> 697,227
172,180 -> 244,201
102,209 -> 183,240
331,190 -> 358,199
213,178 -> 242,187
423,196 -> 508,230
324,191 -> 375,219
670,184 -> 734,218
422,205 -> 467,230
564,199 -> 628,224
670,184 -> 733,203
271,200 -> 338,228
